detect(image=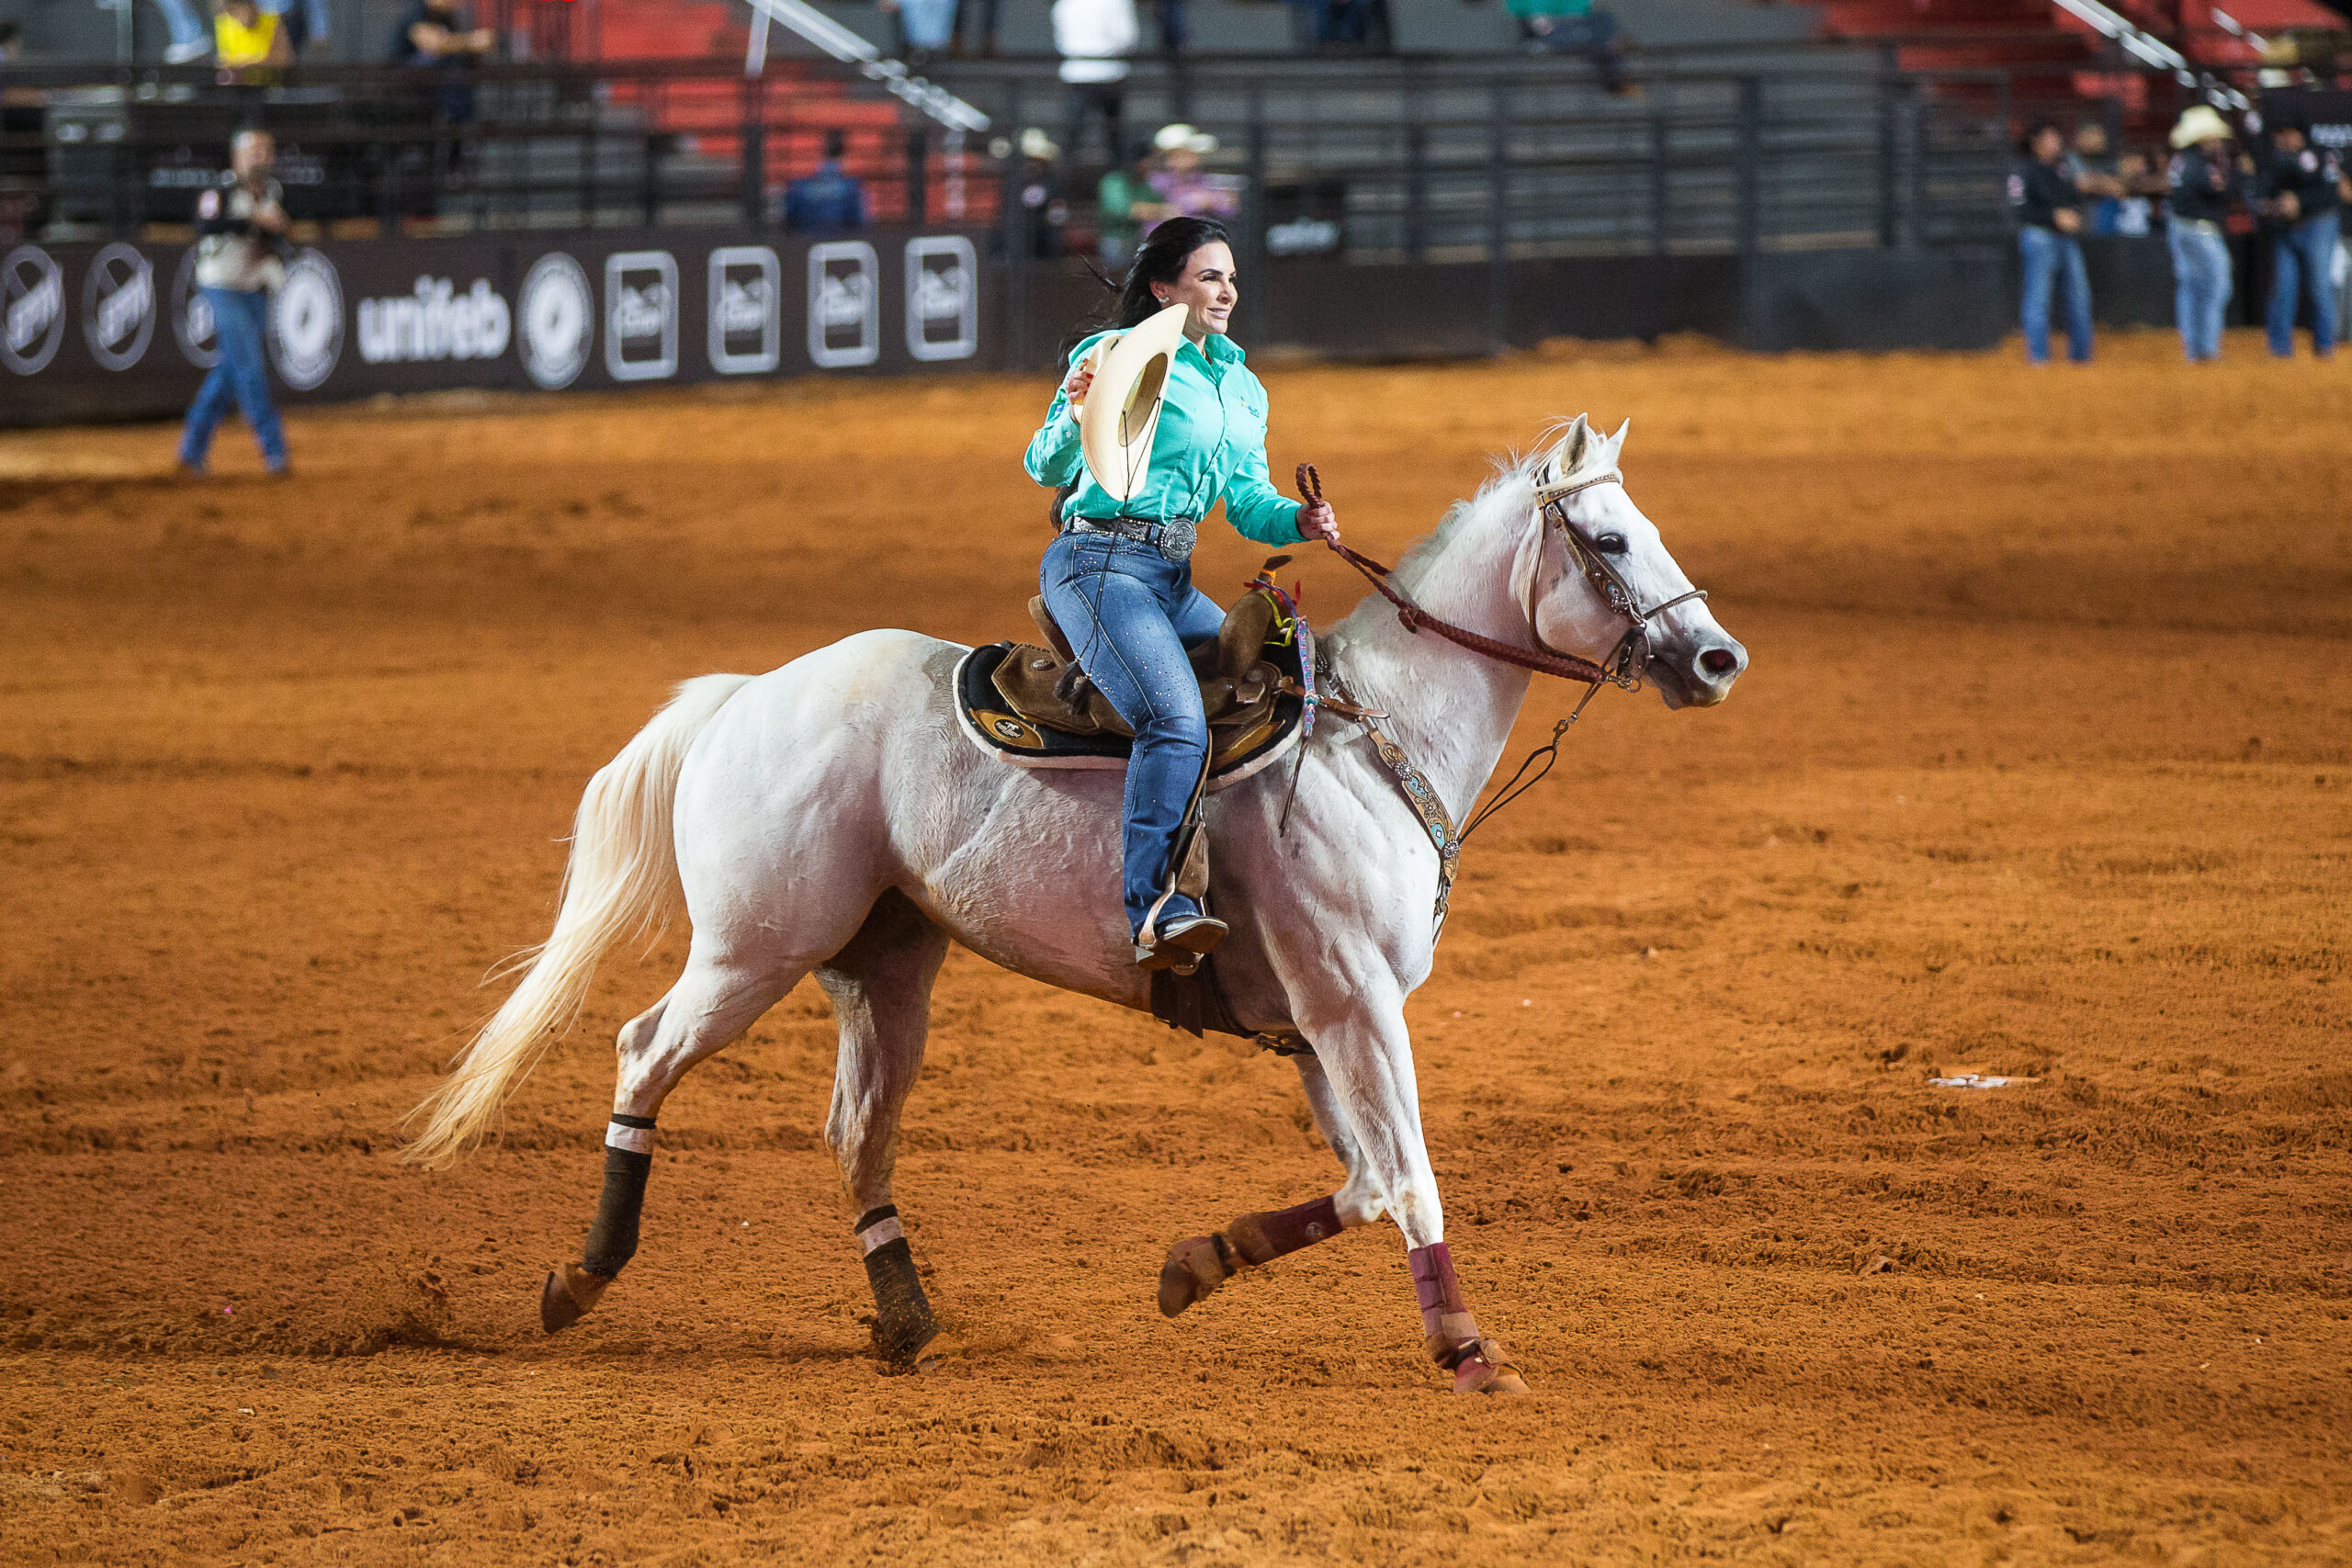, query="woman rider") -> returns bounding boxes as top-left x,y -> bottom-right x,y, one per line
1024,216 -> 1343,969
